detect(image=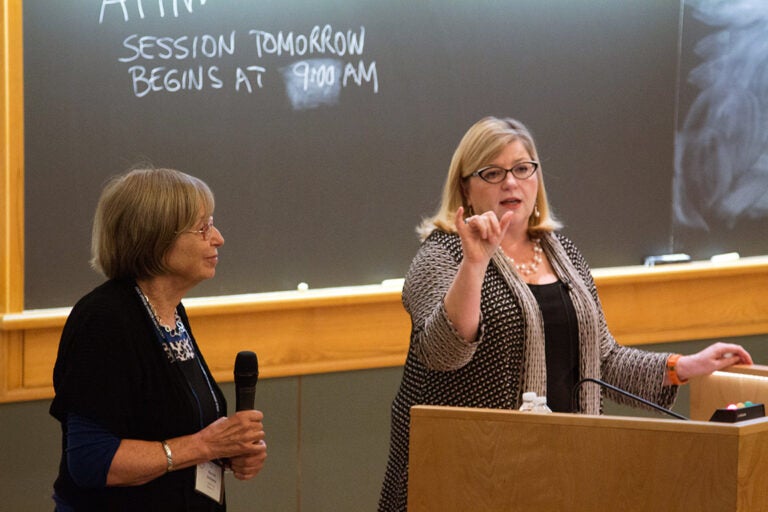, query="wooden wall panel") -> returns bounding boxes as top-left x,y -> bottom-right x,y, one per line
3,259 -> 768,403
